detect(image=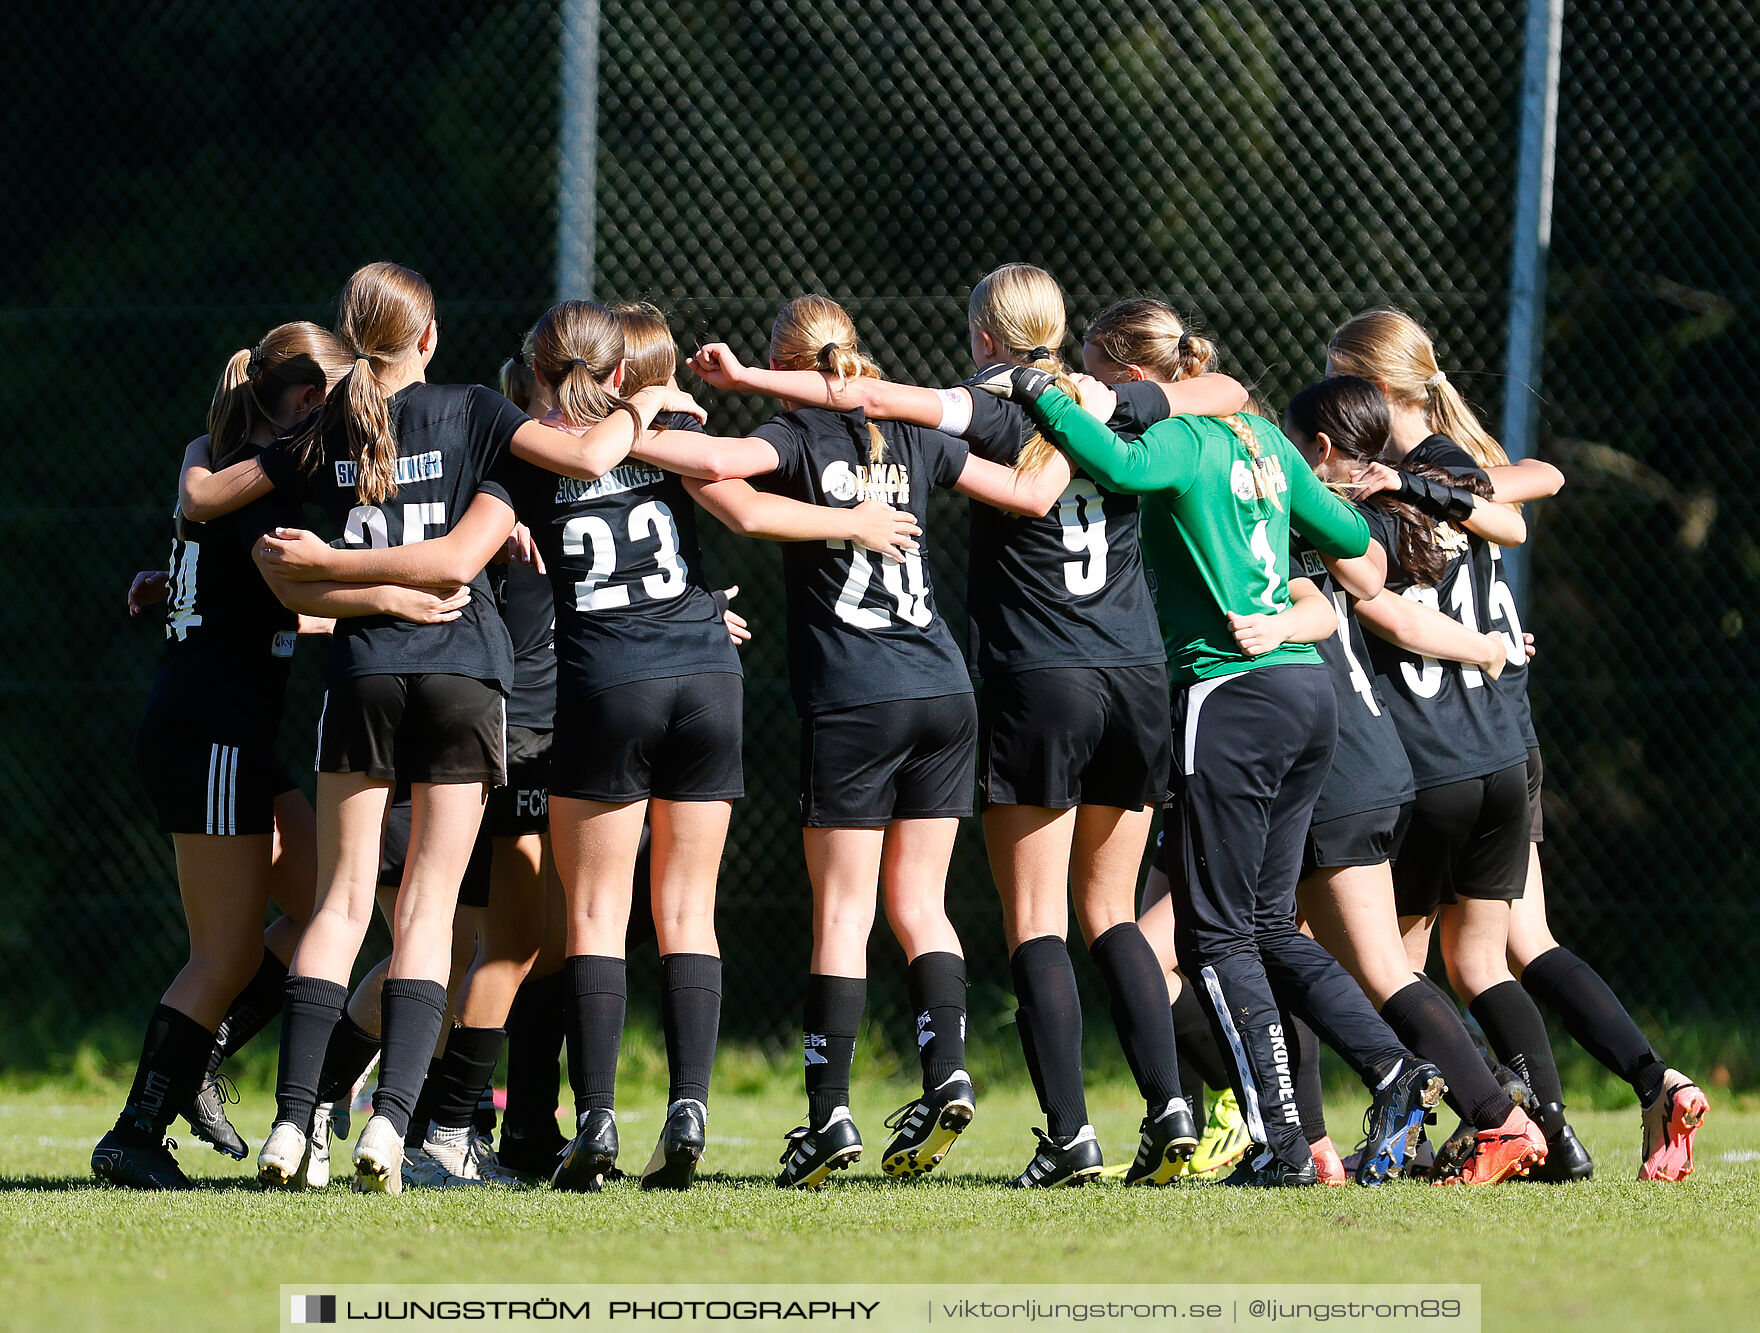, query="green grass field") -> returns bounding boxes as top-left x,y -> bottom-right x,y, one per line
4,1064 -> 1756,1333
